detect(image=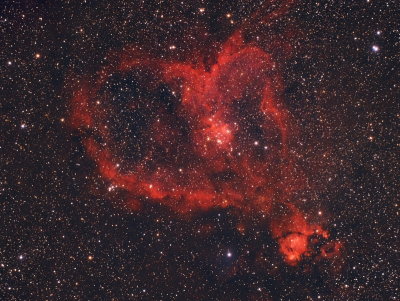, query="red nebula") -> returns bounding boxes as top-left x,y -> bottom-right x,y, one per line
71,31 -> 289,212
69,1 -> 340,266
270,204 -> 331,265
